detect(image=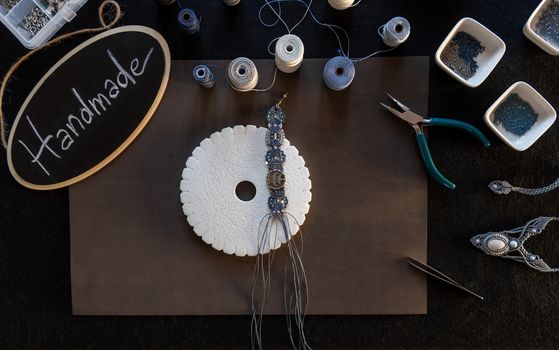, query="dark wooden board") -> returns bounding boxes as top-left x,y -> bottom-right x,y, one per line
70,57 -> 429,316
7,26 -> 170,190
